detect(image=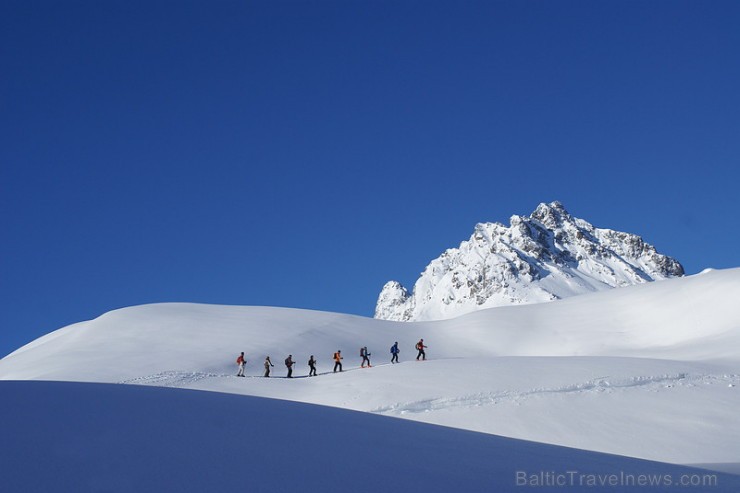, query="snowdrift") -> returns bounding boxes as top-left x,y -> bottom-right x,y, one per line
3,381 -> 739,493
2,268 -> 740,469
